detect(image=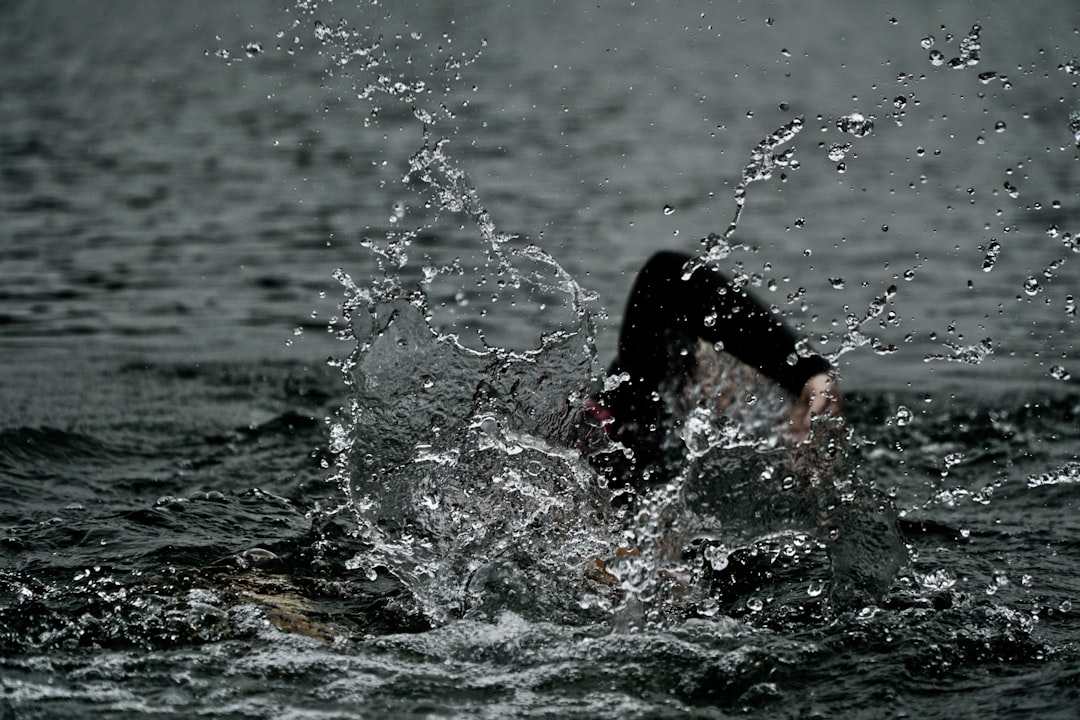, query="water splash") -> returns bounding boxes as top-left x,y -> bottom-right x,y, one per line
923,338 -> 994,365
684,117 -> 805,278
